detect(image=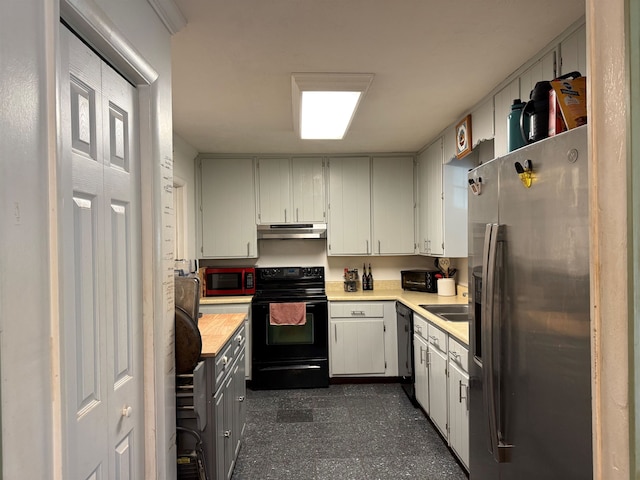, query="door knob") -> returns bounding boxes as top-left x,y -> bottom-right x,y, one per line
121,405 -> 133,418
